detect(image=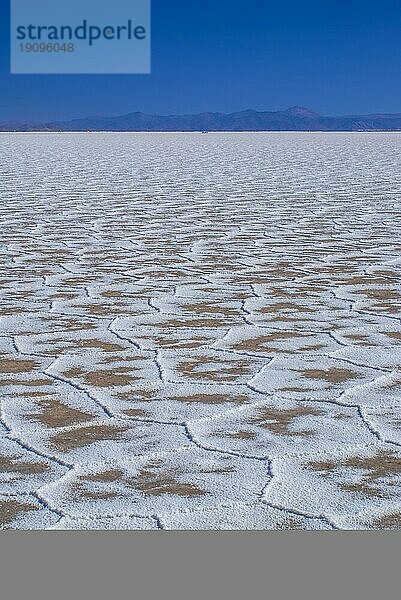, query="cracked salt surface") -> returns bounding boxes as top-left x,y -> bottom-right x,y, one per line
1,131 -> 401,529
